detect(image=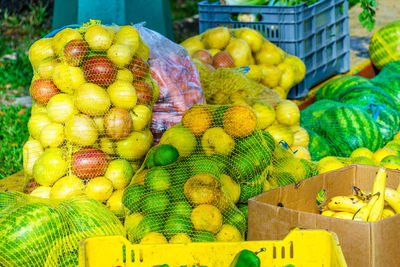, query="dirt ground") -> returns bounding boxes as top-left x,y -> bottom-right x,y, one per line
349,0 -> 400,67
